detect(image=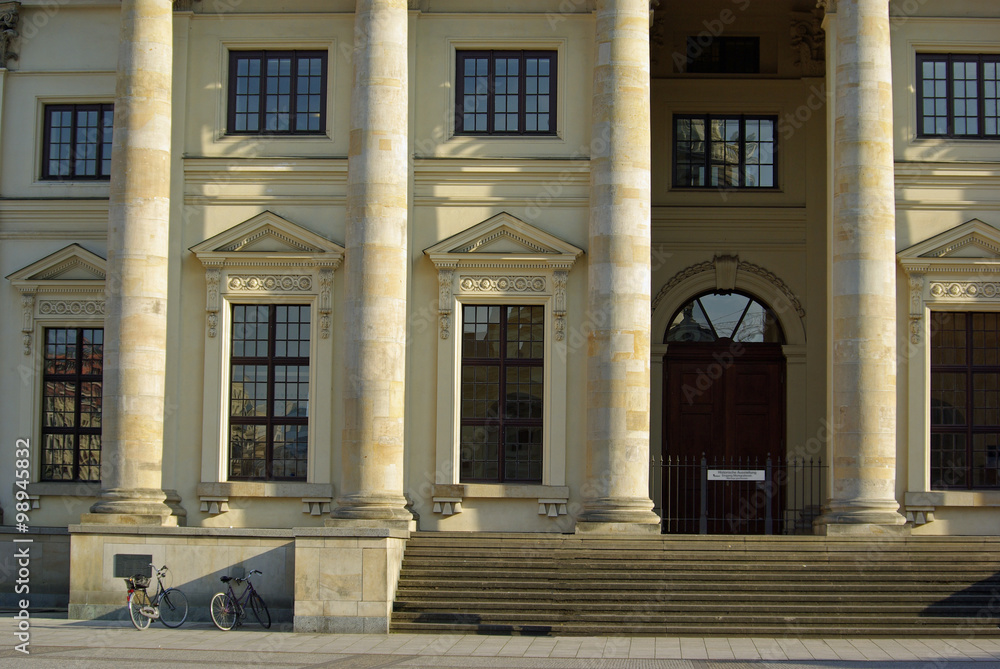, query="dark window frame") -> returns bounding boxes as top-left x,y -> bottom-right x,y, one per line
672,114 -> 778,190
460,304 -> 544,484
227,50 -> 329,135
685,36 -> 760,74
41,327 -> 103,482
917,53 -> 1000,139
455,50 -> 558,136
228,304 -> 311,481
41,103 -> 114,181
930,311 -> 1000,490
